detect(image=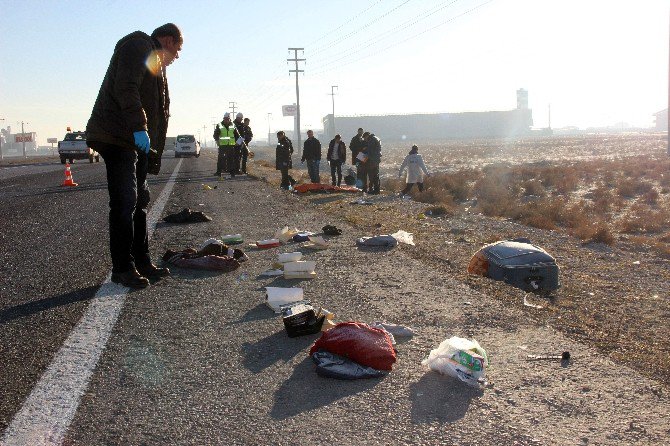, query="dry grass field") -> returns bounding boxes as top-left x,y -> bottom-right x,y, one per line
381,134 -> 670,257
